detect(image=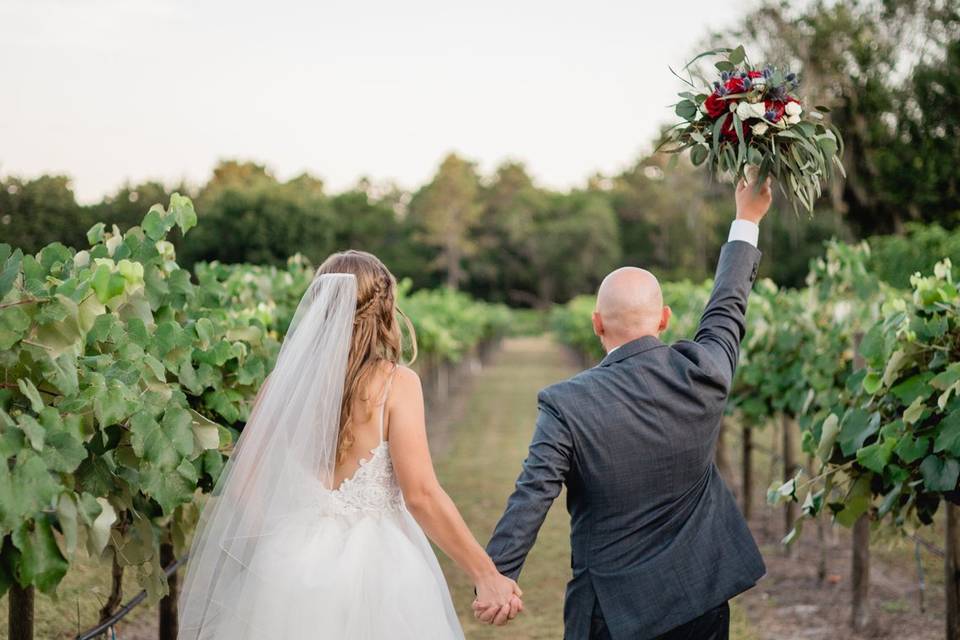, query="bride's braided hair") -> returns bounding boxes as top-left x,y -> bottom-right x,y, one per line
315,250 -> 417,464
